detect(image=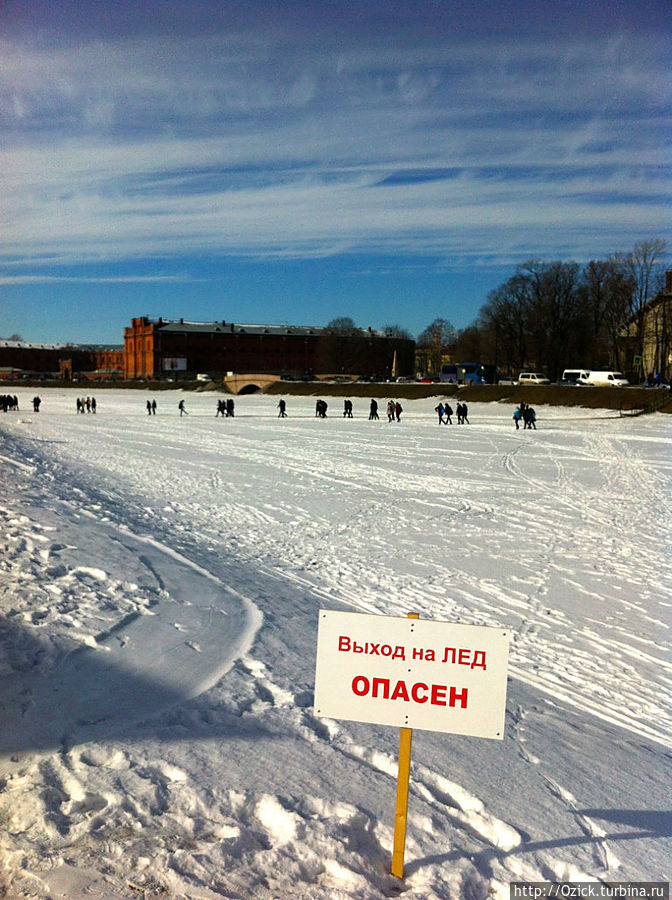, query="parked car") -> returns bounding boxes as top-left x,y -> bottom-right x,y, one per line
559,369 -> 590,386
518,372 -> 550,386
577,371 -> 629,387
